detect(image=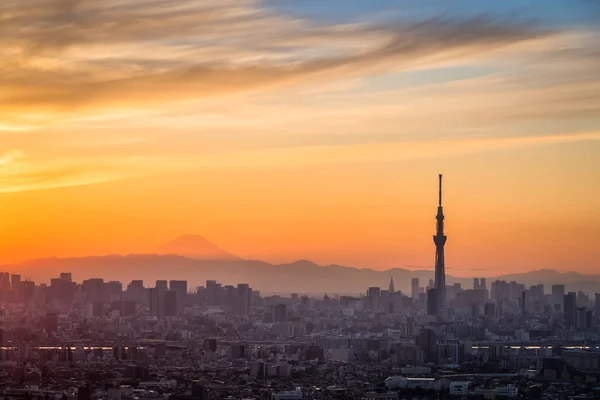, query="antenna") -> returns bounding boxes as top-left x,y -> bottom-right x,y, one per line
438,174 -> 443,207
